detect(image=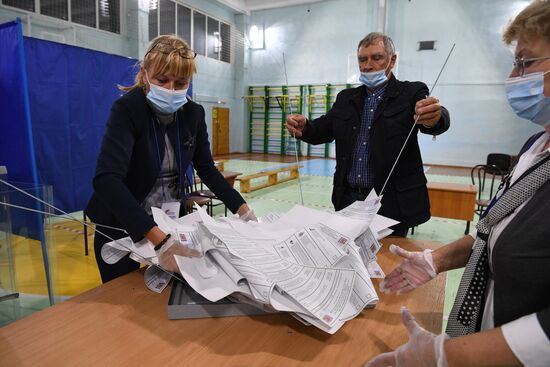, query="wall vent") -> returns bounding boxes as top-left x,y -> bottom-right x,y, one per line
418,40 -> 436,51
